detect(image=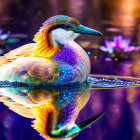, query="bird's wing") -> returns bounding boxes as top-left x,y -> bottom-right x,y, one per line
0,96 -> 34,118
0,43 -> 36,66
